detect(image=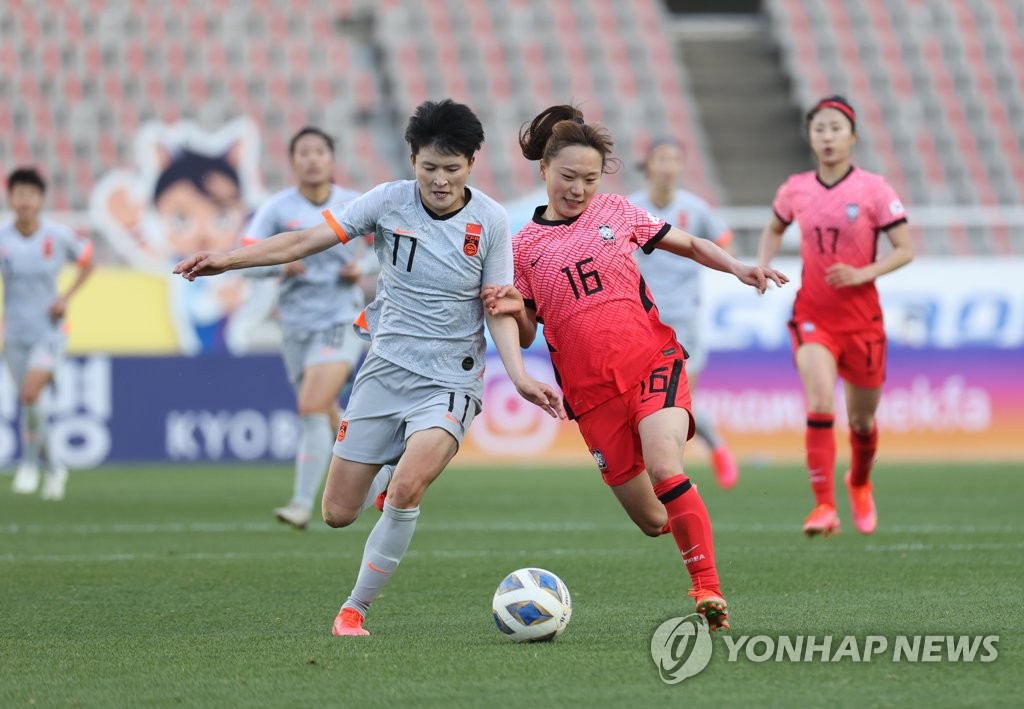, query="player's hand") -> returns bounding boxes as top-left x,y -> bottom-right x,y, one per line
48,296 -> 68,320
283,261 -> 307,278
735,264 -> 789,294
173,251 -> 232,280
339,261 -> 362,283
513,376 -> 567,420
825,263 -> 869,288
481,284 -> 525,316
